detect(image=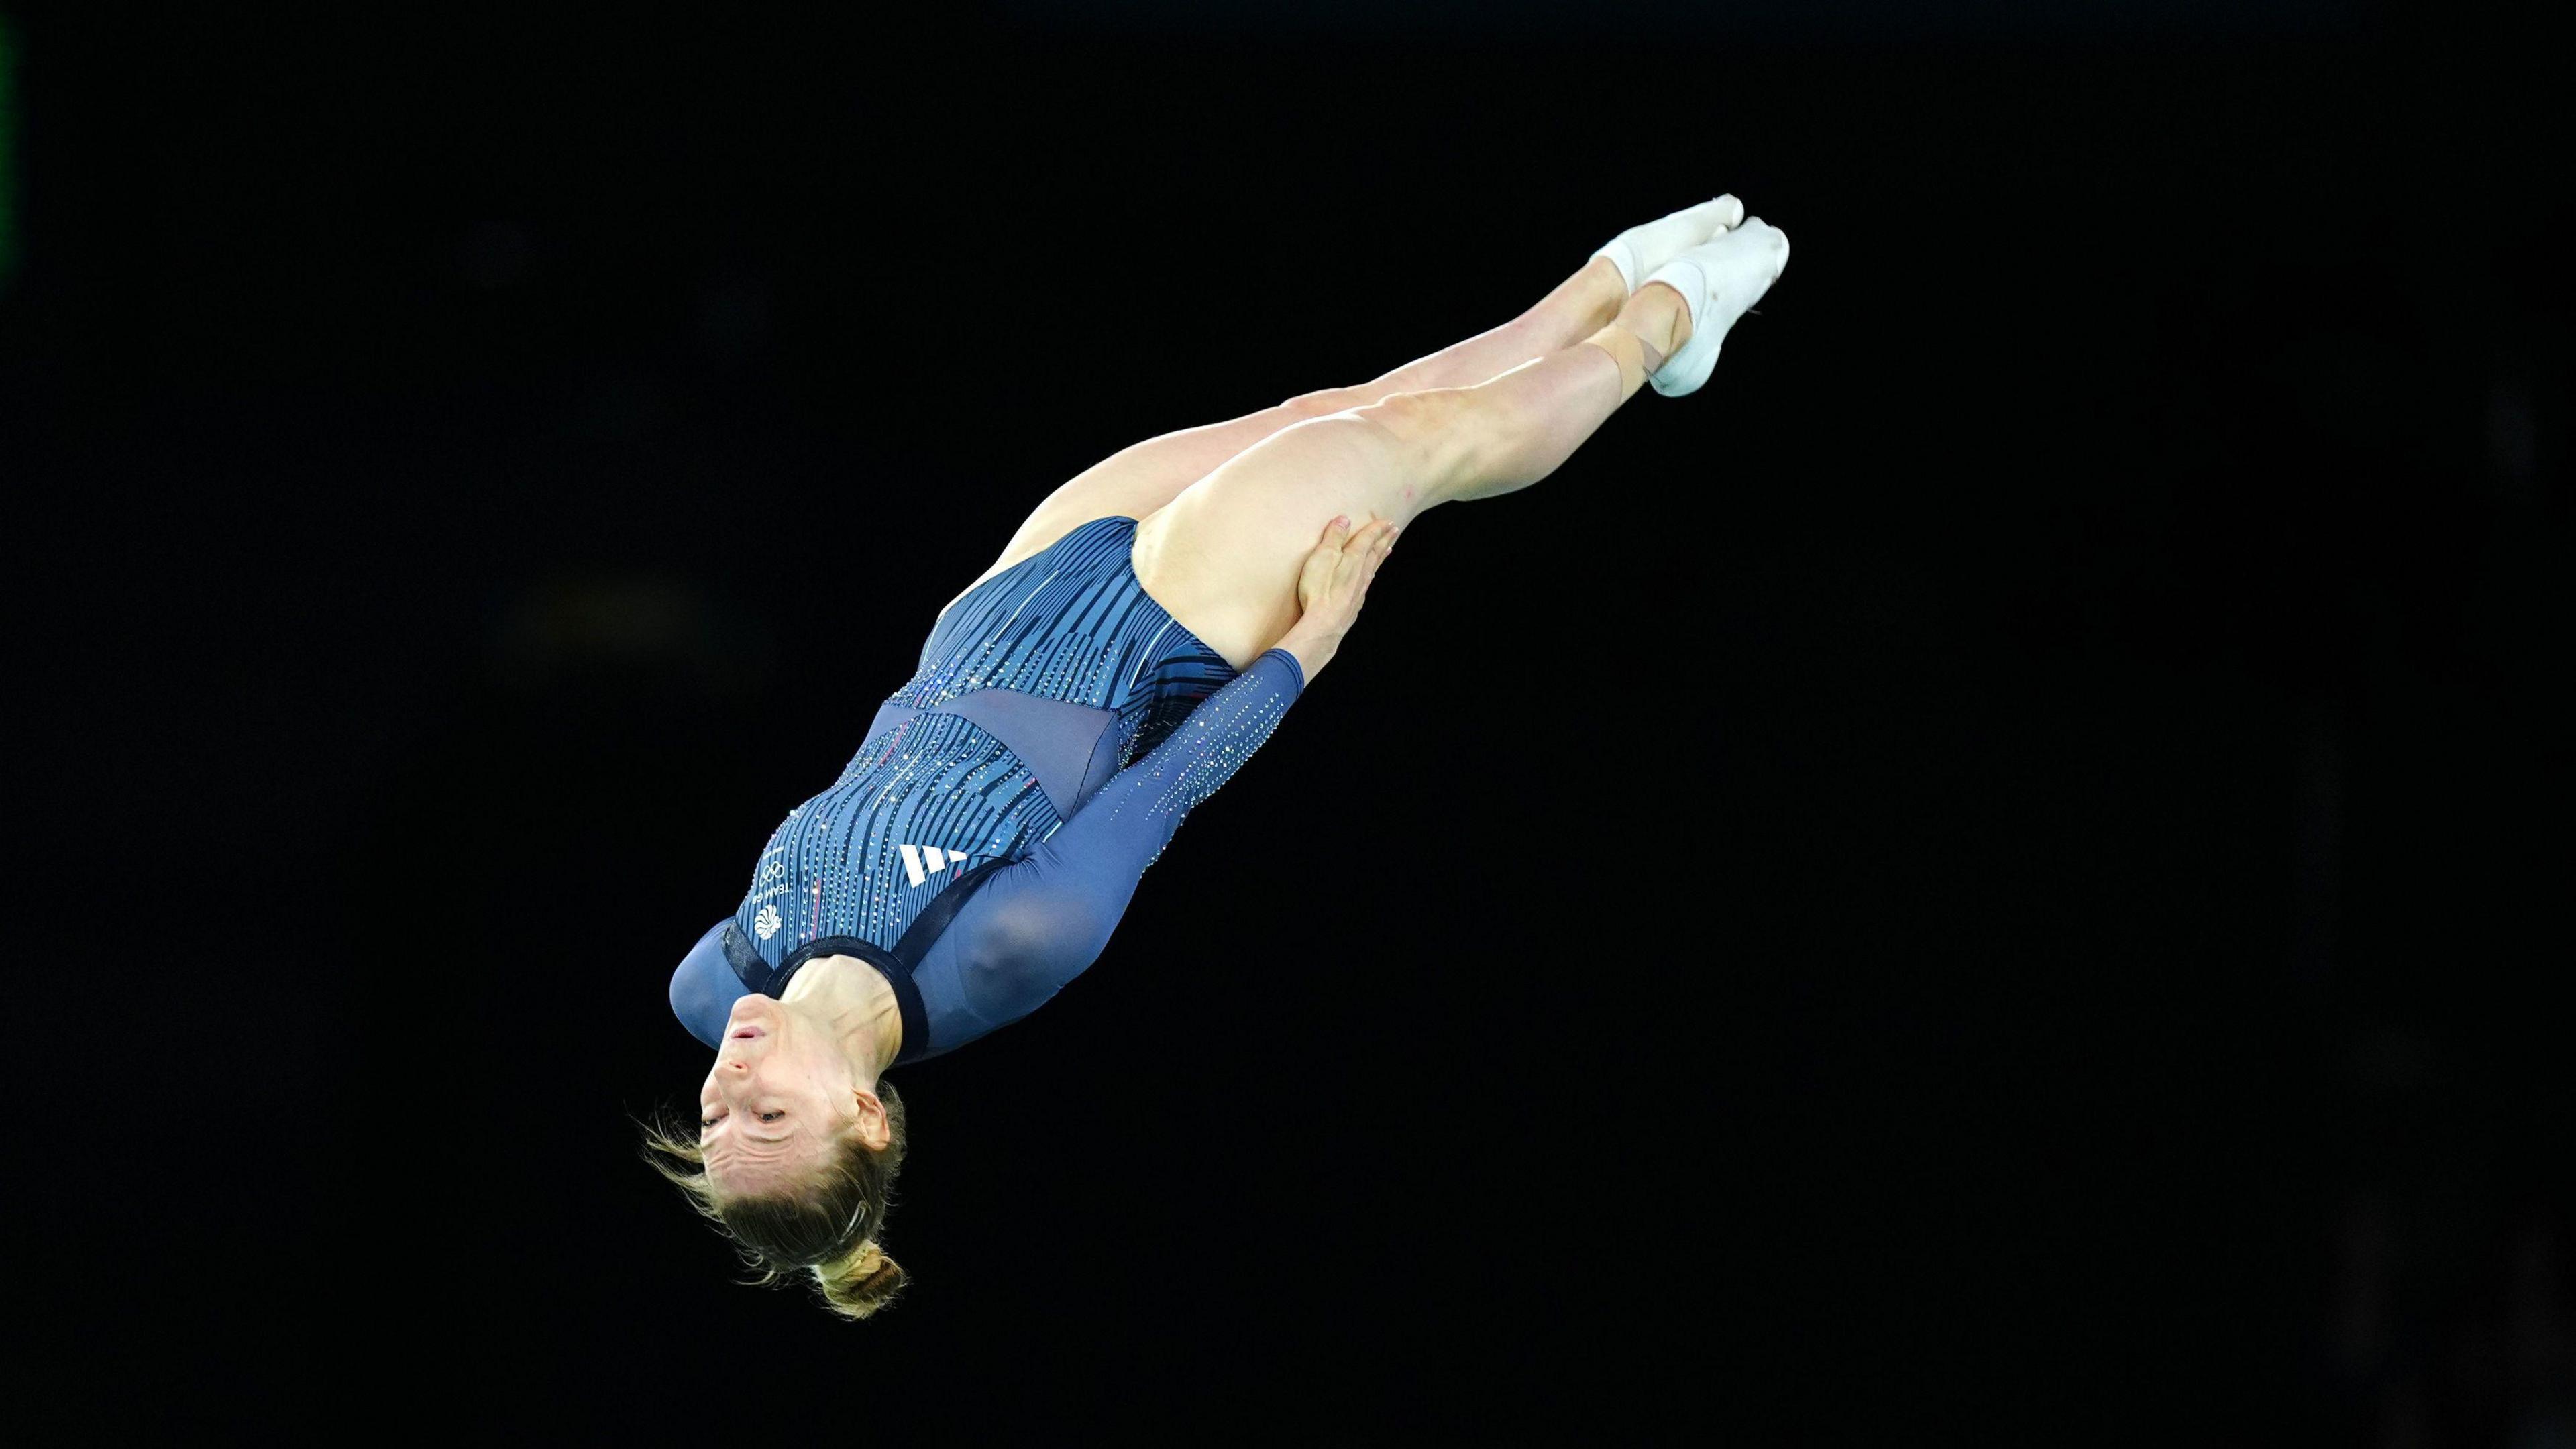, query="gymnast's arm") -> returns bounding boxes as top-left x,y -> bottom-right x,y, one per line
907,645 -> 1305,1034
908,515 -> 1396,1038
